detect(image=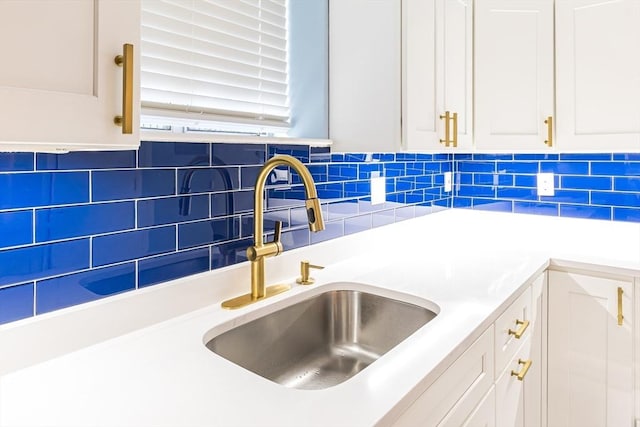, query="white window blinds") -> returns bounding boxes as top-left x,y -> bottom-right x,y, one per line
141,0 -> 289,129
